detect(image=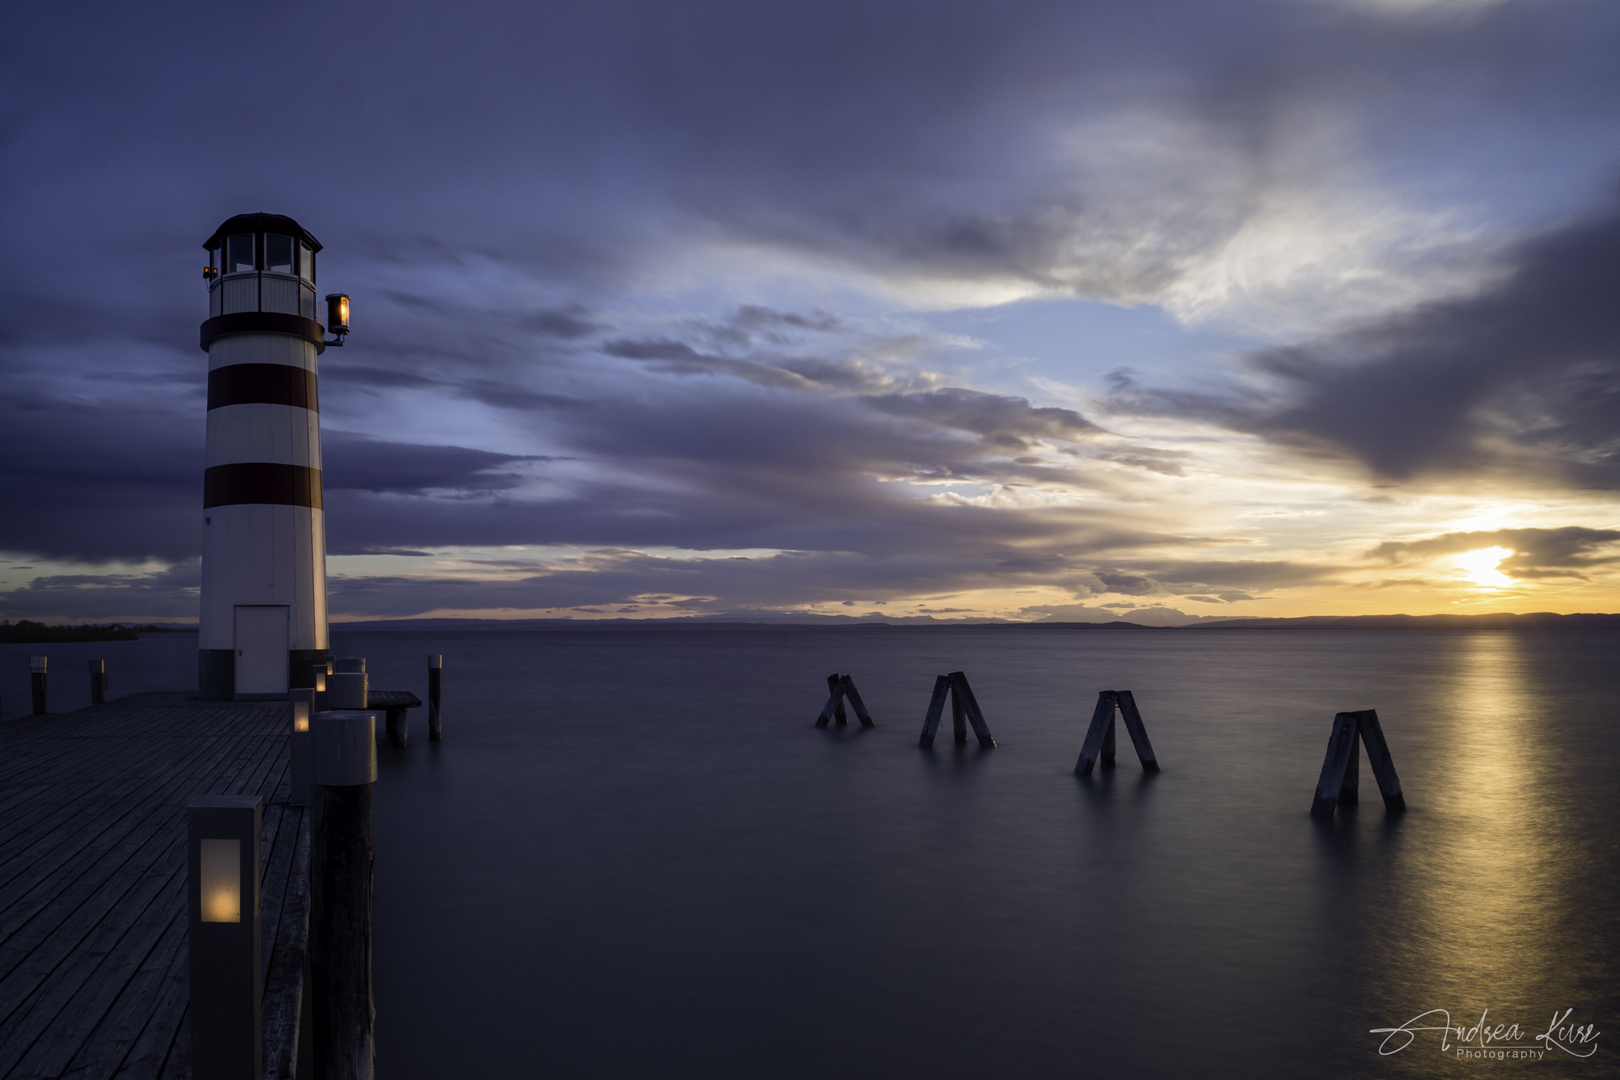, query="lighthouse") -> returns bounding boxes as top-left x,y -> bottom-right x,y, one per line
197,213 -> 348,700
